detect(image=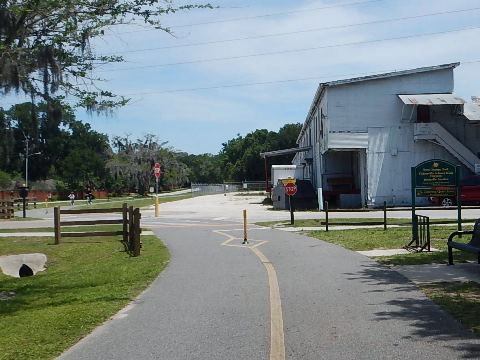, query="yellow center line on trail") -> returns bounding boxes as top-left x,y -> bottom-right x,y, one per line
214,230 -> 285,360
